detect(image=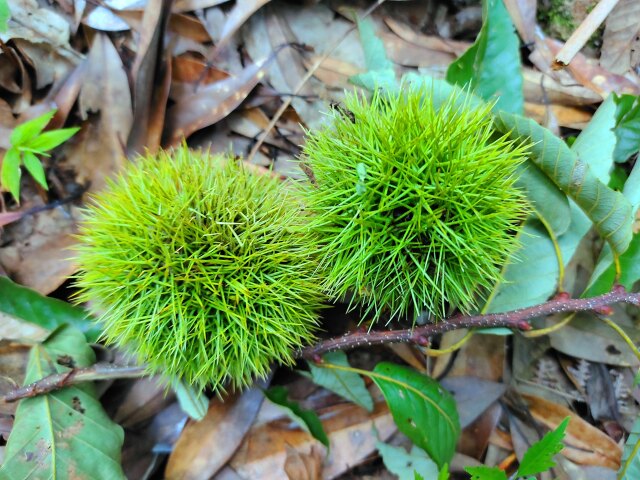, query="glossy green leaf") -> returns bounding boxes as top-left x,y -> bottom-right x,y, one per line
10,109 -> 56,146
516,417 -> 569,476
306,351 -> 373,412
620,416 -> 640,480
263,386 -> 329,448
0,325 -> 125,480
446,0 -> 523,114
350,17 -> 397,91
612,94 -> 640,163
377,442 -> 438,480
22,151 -> 48,189
0,277 -> 101,342
494,111 -> 633,255
571,96 -> 617,175
371,362 -> 460,469
1,147 -> 20,201
465,465 -> 508,480
173,380 -> 209,421
24,127 -> 80,153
